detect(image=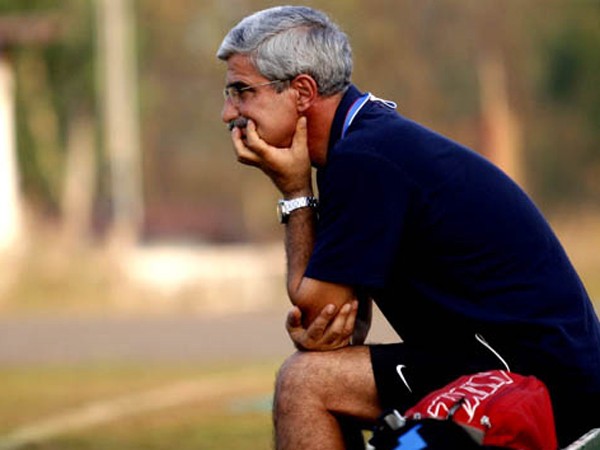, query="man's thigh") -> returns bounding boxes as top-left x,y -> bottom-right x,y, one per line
277,337 -> 505,421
